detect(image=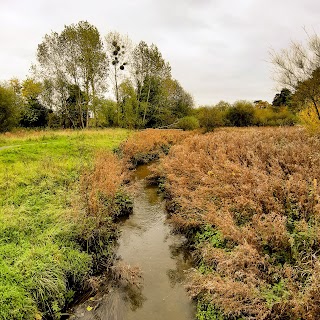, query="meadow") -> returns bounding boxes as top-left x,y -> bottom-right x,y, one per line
0,129 -> 130,319
2,126 -> 320,320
